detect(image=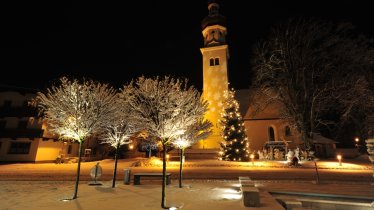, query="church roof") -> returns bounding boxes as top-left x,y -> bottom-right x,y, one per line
201,14 -> 227,30
234,88 -> 285,119
312,133 -> 339,144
